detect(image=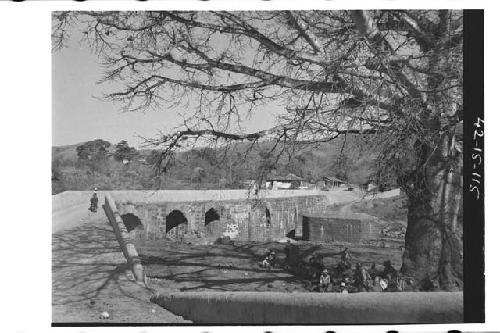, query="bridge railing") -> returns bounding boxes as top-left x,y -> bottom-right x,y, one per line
103,193 -> 145,284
